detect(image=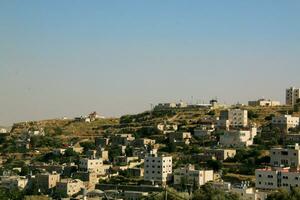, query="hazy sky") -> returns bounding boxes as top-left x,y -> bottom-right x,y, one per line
0,1 -> 300,125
